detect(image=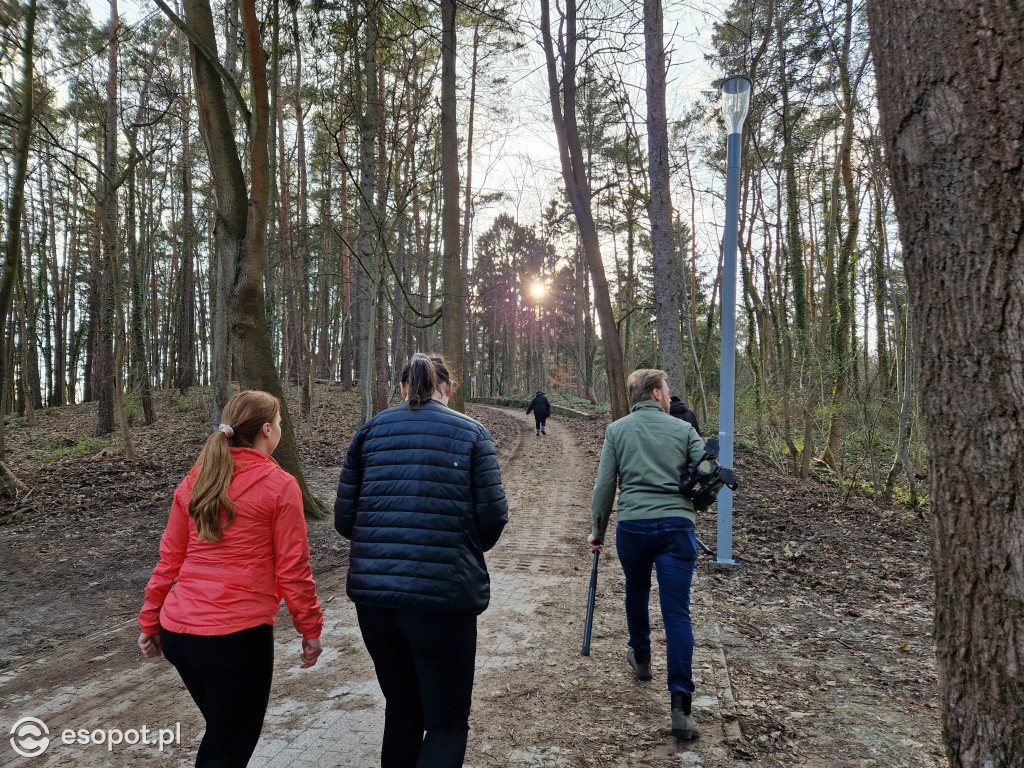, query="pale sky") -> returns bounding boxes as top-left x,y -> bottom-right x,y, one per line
468,0 -> 723,258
